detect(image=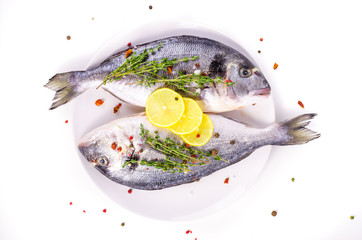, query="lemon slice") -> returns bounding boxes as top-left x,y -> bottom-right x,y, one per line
168,98 -> 203,135
181,114 -> 213,146
146,88 -> 185,127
